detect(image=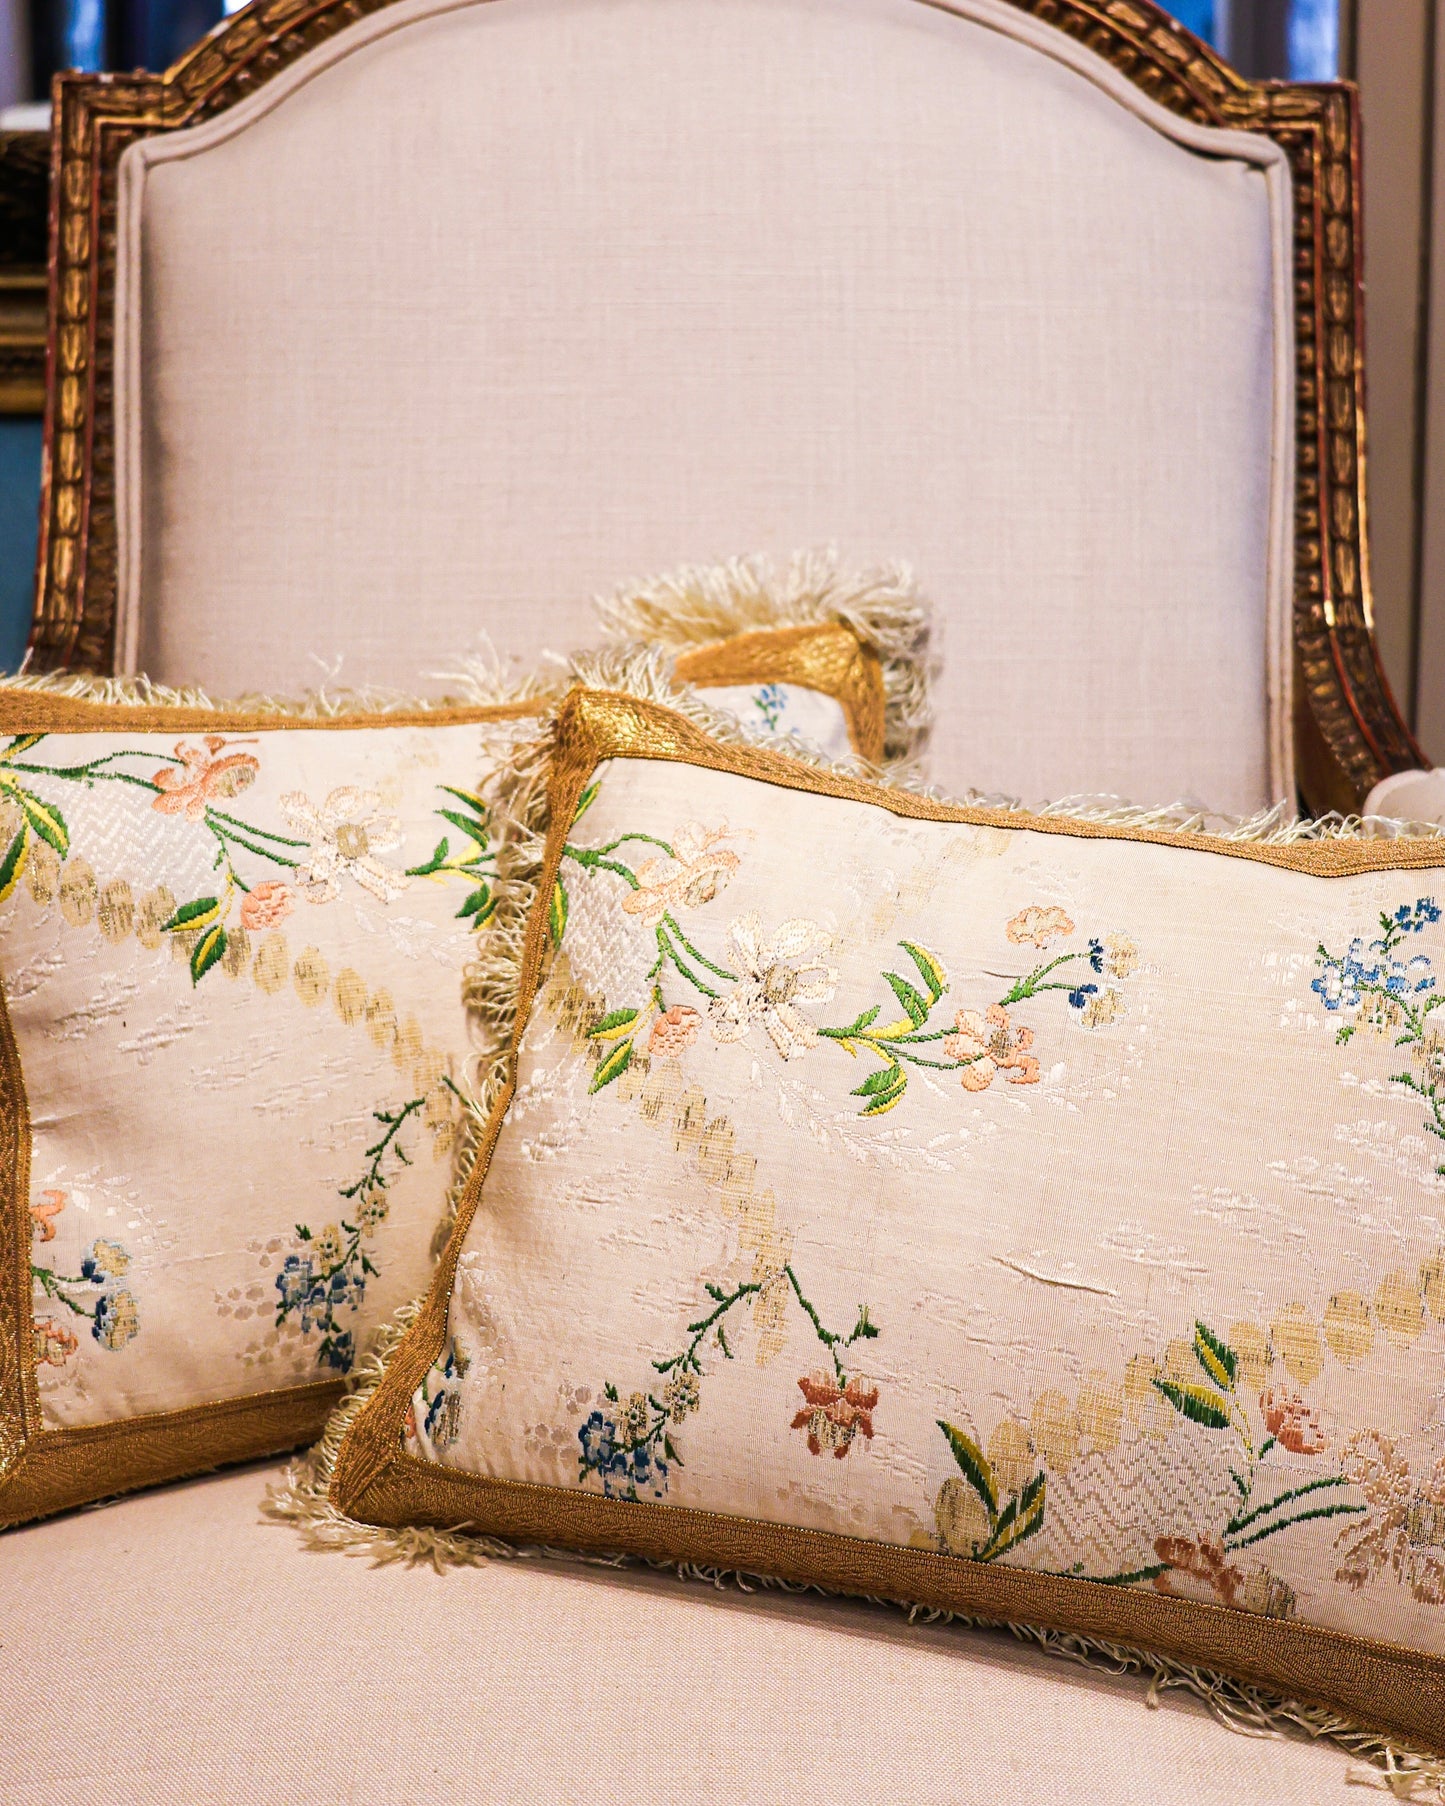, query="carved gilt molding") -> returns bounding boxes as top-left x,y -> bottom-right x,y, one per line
27,0 -> 1428,811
